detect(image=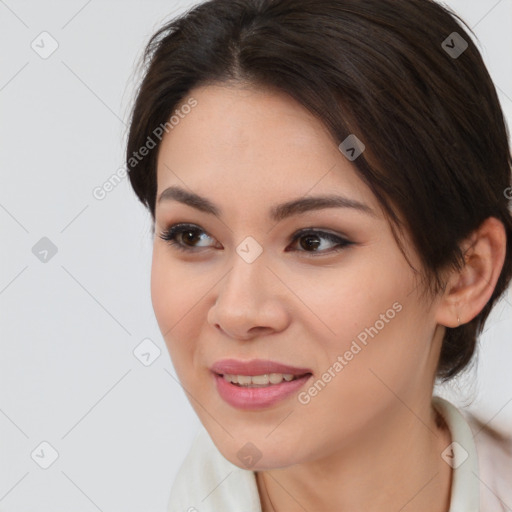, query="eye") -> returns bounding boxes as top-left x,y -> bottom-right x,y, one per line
158,223 -> 218,252
158,224 -> 353,256
287,228 -> 353,256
